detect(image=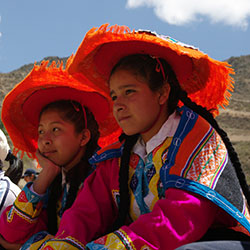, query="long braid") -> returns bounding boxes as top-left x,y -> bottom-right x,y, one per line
63,157 -> 88,212
47,173 -> 62,235
156,55 -> 250,206
110,133 -> 139,231
178,89 -> 250,205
